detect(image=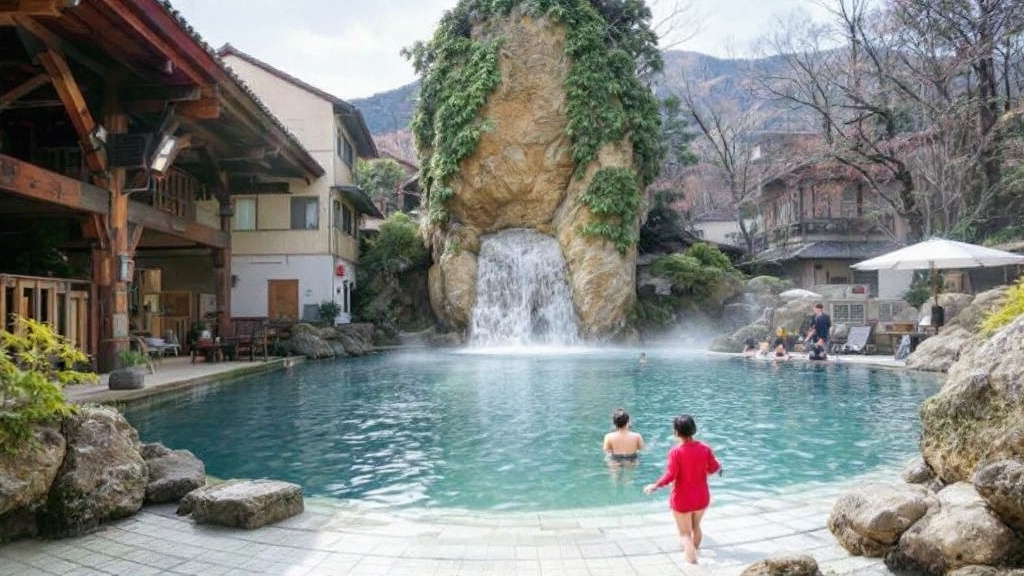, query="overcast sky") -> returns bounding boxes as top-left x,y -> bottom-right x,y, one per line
171,0 -> 831,101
